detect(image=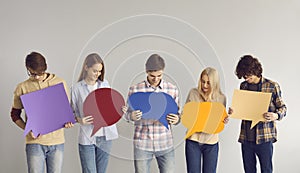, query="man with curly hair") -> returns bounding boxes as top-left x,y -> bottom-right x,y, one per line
233,55 -> 287,173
